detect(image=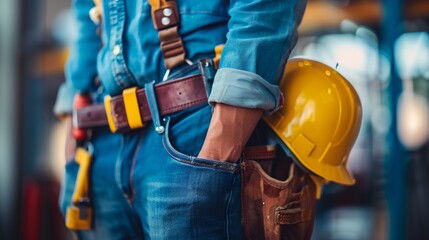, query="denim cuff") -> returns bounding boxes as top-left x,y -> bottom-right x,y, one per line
208,68 -> 282,114
54,82 -> 76,116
